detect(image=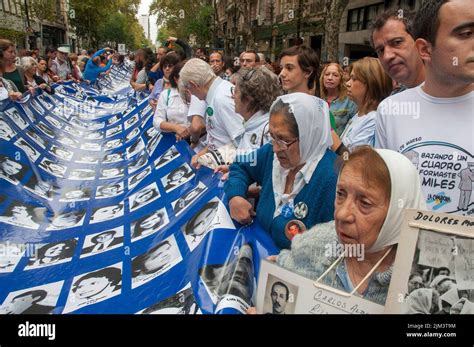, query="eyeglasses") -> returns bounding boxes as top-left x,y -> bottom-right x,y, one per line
230,86 -> 235,97
264,130 -> 298,150
163,64 -> 174,69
